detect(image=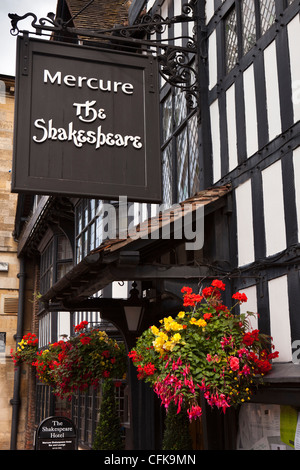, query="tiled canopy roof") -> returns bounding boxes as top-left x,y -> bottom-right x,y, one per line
40,185 -> 231,304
